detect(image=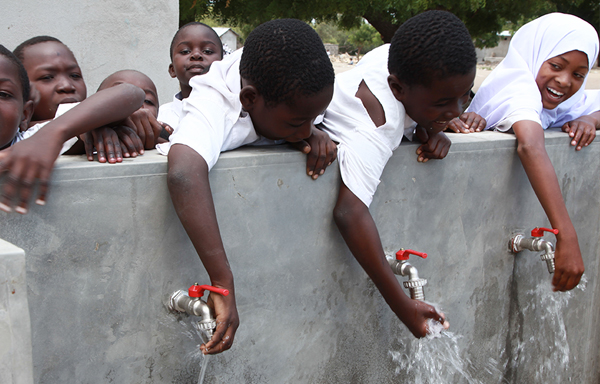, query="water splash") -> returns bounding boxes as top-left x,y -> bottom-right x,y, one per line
389,303 -> 503,384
